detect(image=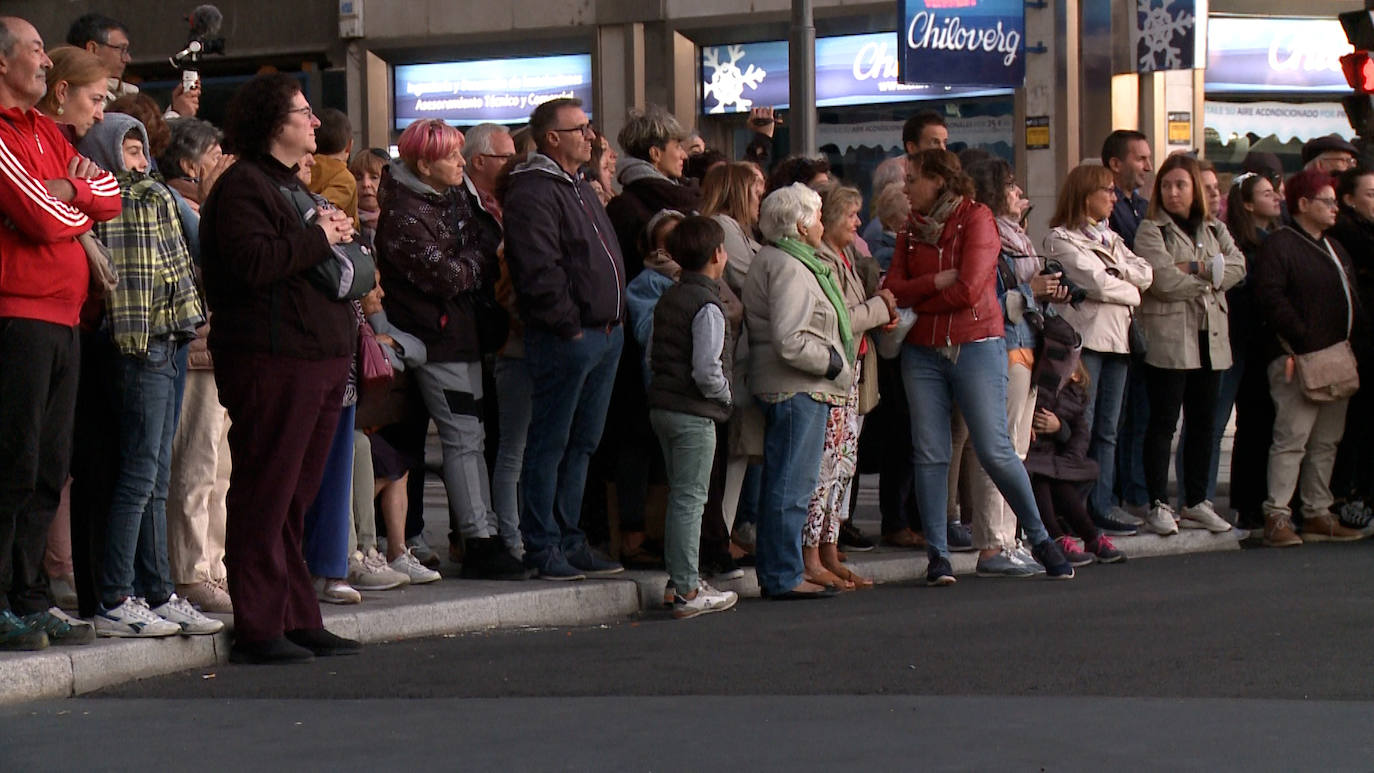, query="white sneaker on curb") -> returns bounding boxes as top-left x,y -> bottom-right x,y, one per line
95,597 -> 181,638
389,549 -> 441,584
151,594 -> 225,635
1180,500 -> 1233,533
348,549 -> 409,591
314,577 -> 362,604
1144,502 -> 1180,536
673,583 -> 738,619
